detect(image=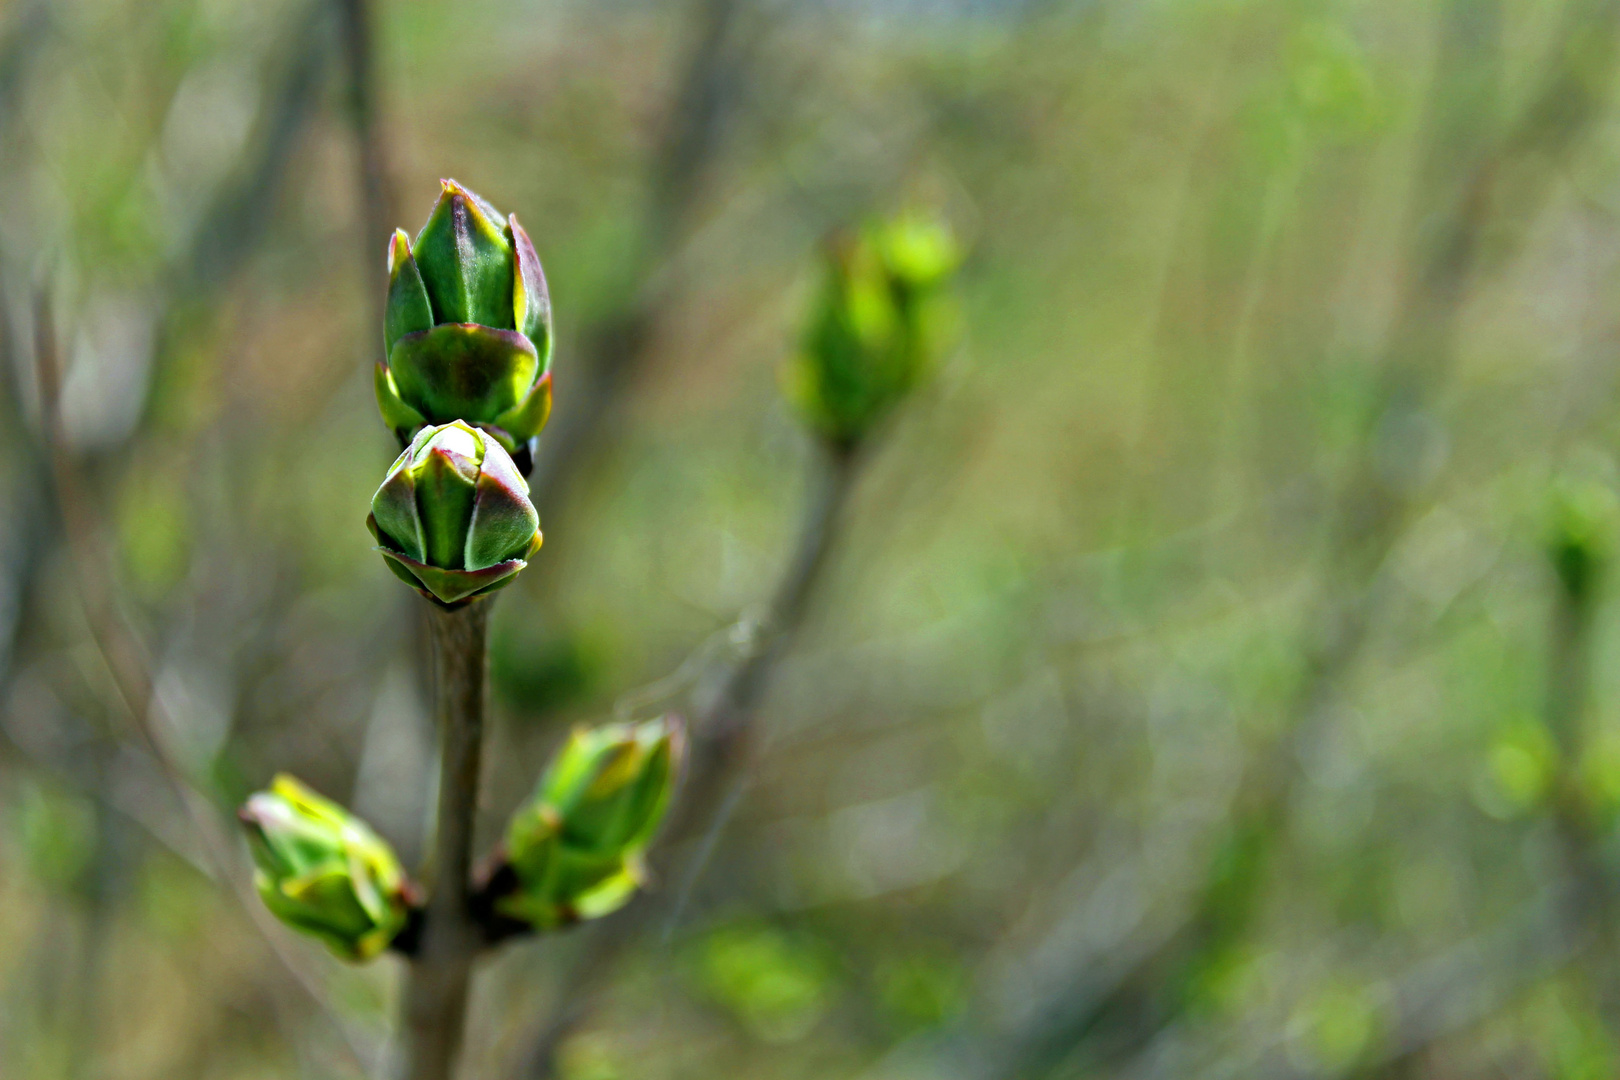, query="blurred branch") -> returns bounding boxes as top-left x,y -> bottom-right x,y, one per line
0,704 -> 215,881
681,441 -> 858,806
511,440 -> 859,1080
175,3 -> 334,305
0,0 -> 49,118
529,0 -> 748,512
31,292 -> 381,1076
0,270 -> 50,687
0,0 -> 58,686
333,0 -> 394,294
1,1 -> 333,692
1105,889 -> 1573,1080
965,2 -> 1620,1076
